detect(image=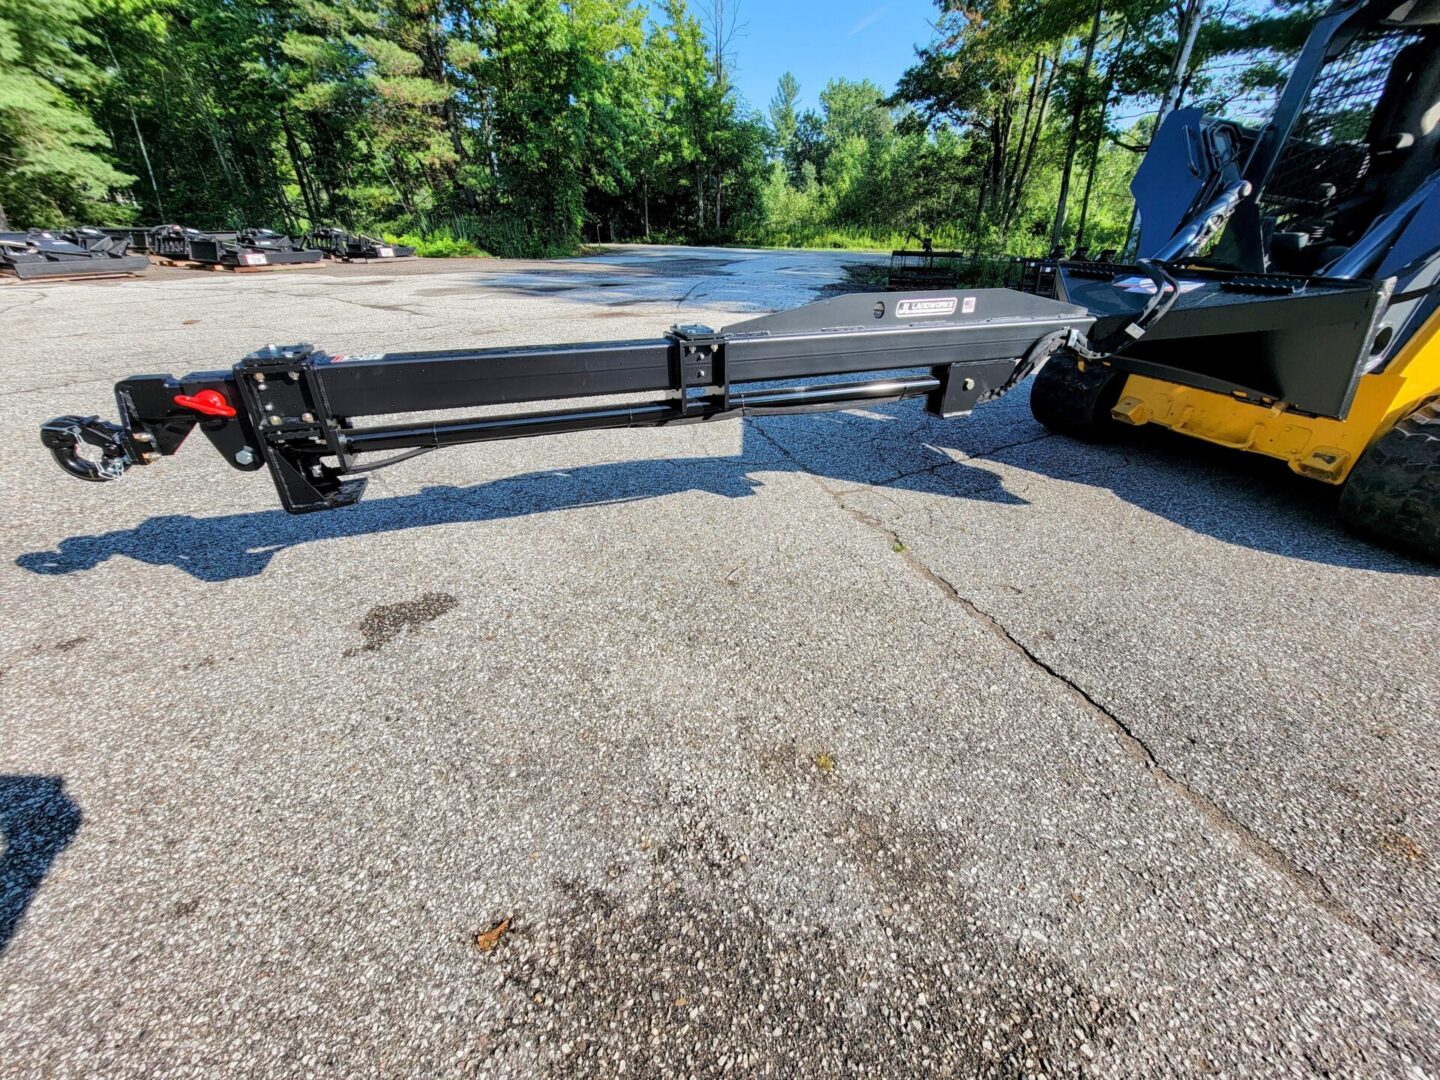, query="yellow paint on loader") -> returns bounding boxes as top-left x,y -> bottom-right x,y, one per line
1105,309 -> 1440,484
